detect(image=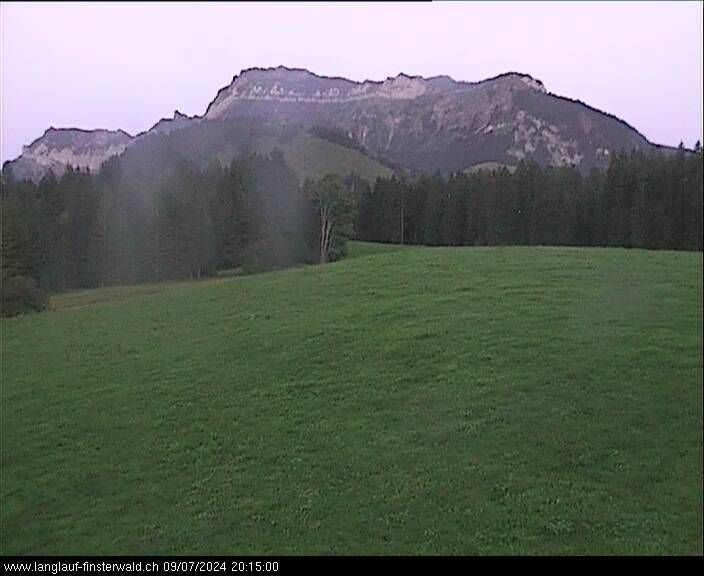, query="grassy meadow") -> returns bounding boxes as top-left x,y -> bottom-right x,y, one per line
252,132 -> 394,182
1,243 -> 702,554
